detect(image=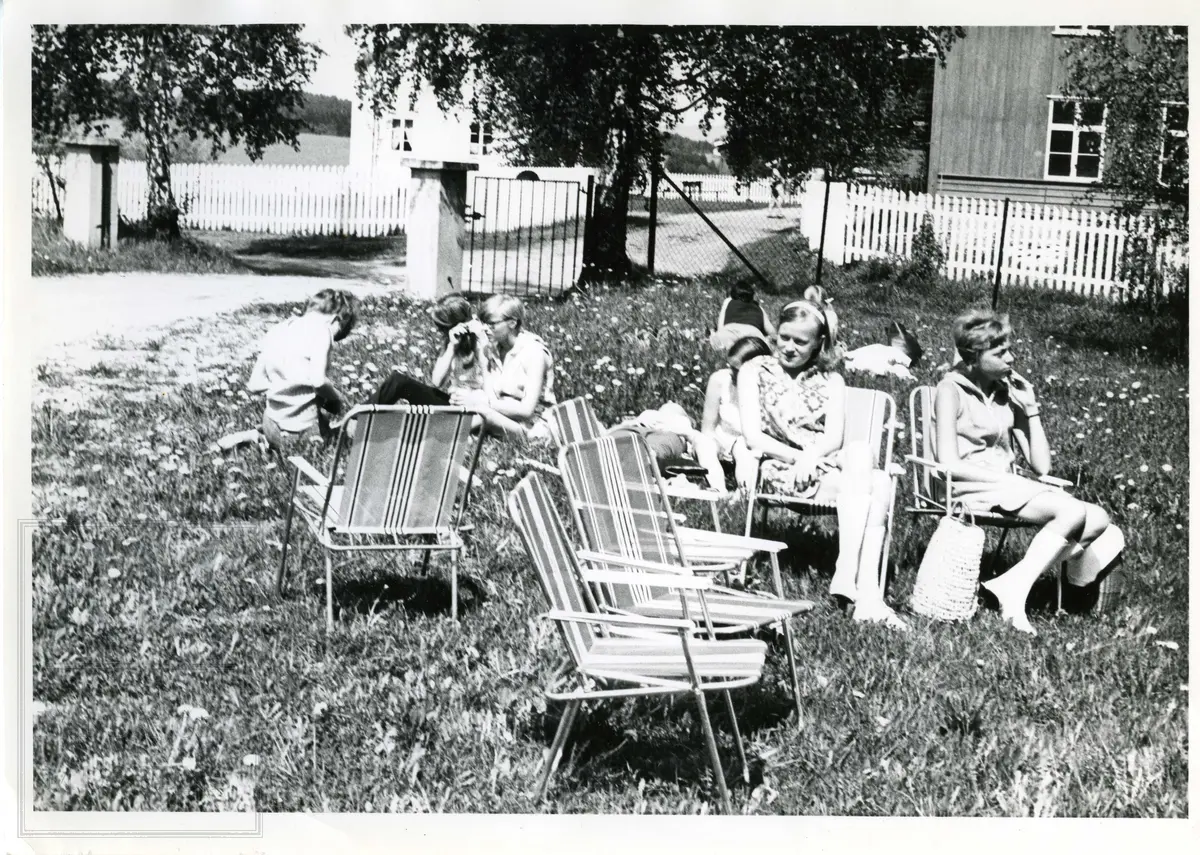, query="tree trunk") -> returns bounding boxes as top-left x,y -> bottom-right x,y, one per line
141,32 -> 181,241
581,119 -> 641,283
37,154 -> 63,223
